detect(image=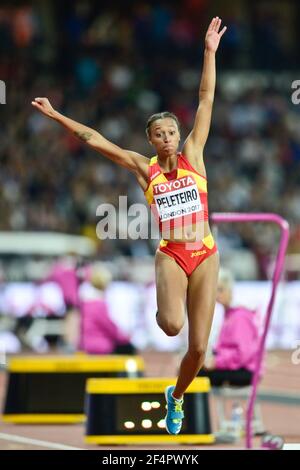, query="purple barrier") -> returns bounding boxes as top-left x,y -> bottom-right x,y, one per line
211,213 -> 290,449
